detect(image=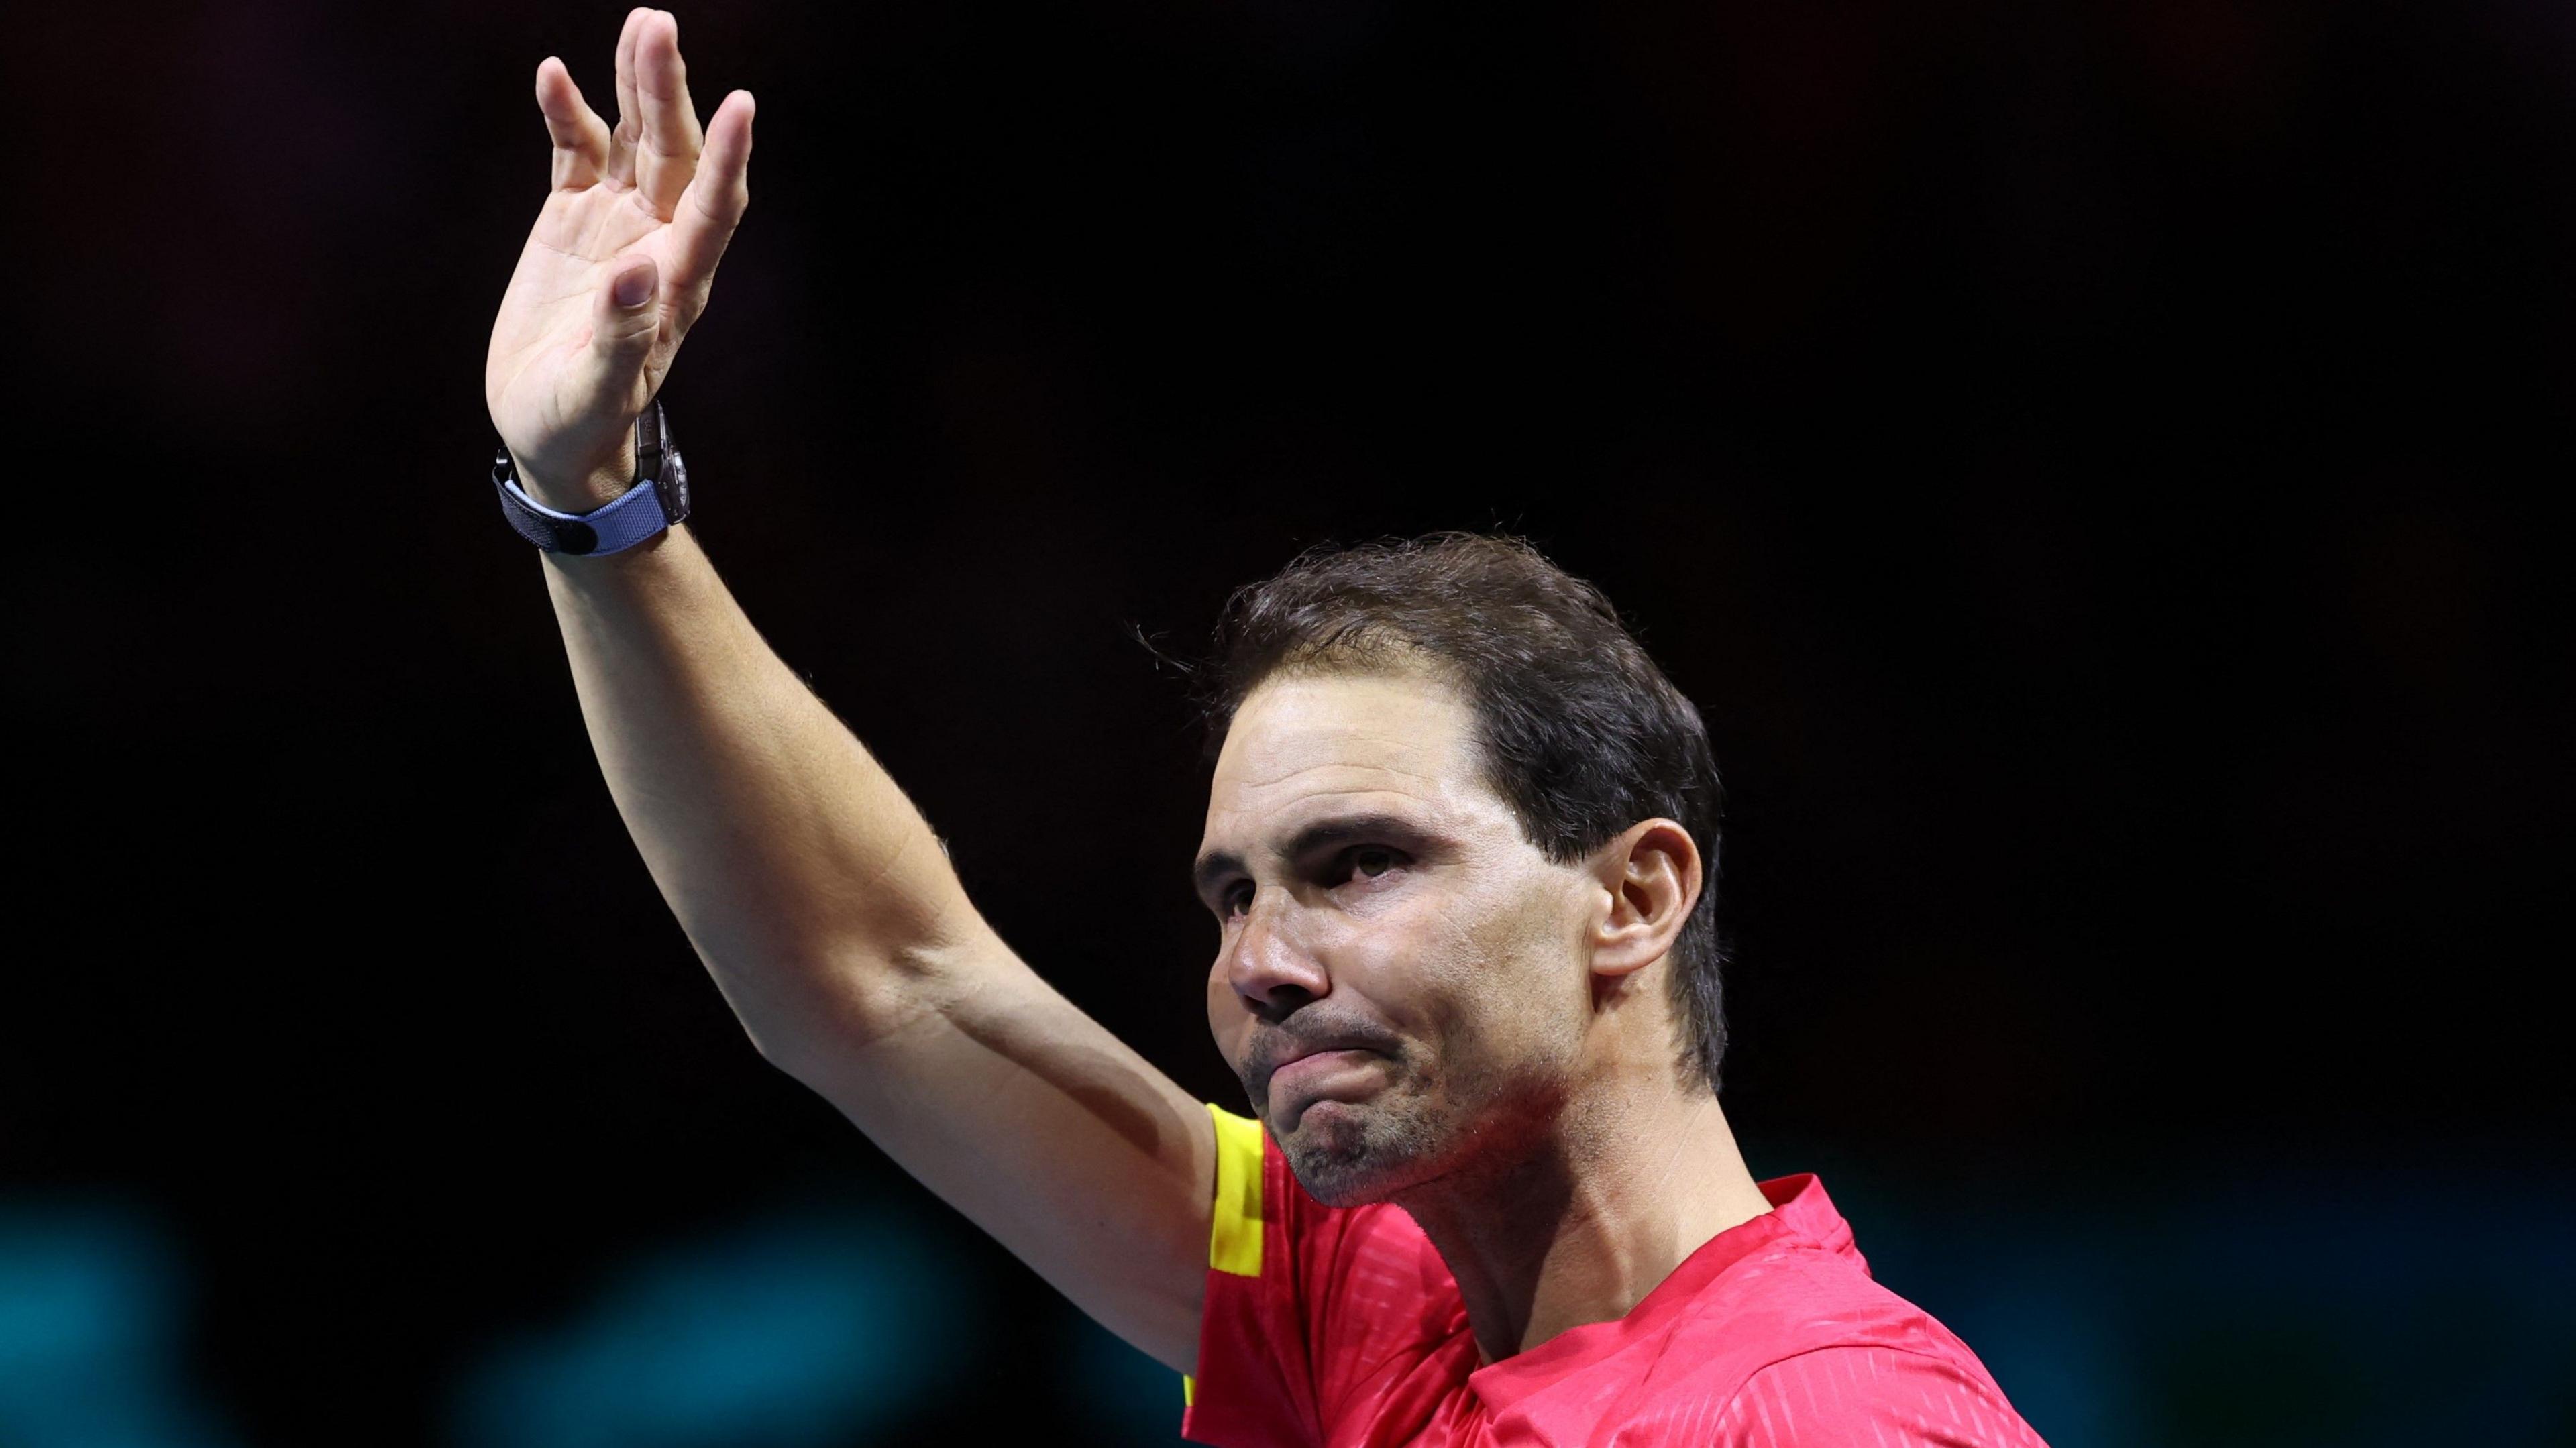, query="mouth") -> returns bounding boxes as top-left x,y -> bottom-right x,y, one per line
1262,1047 -> 1386,1125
